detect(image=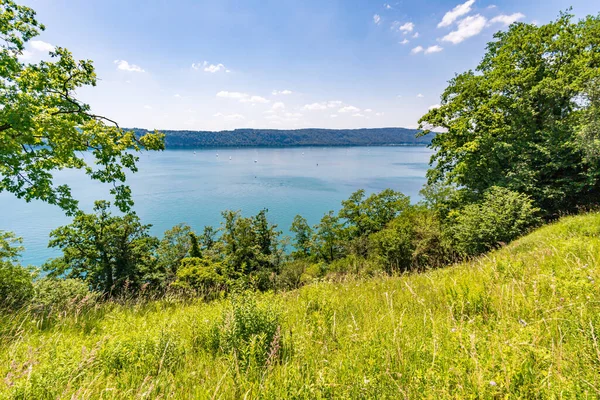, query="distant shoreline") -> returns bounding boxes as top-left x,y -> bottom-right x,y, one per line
163,143 -> 431,150
130,127 -> 433,148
